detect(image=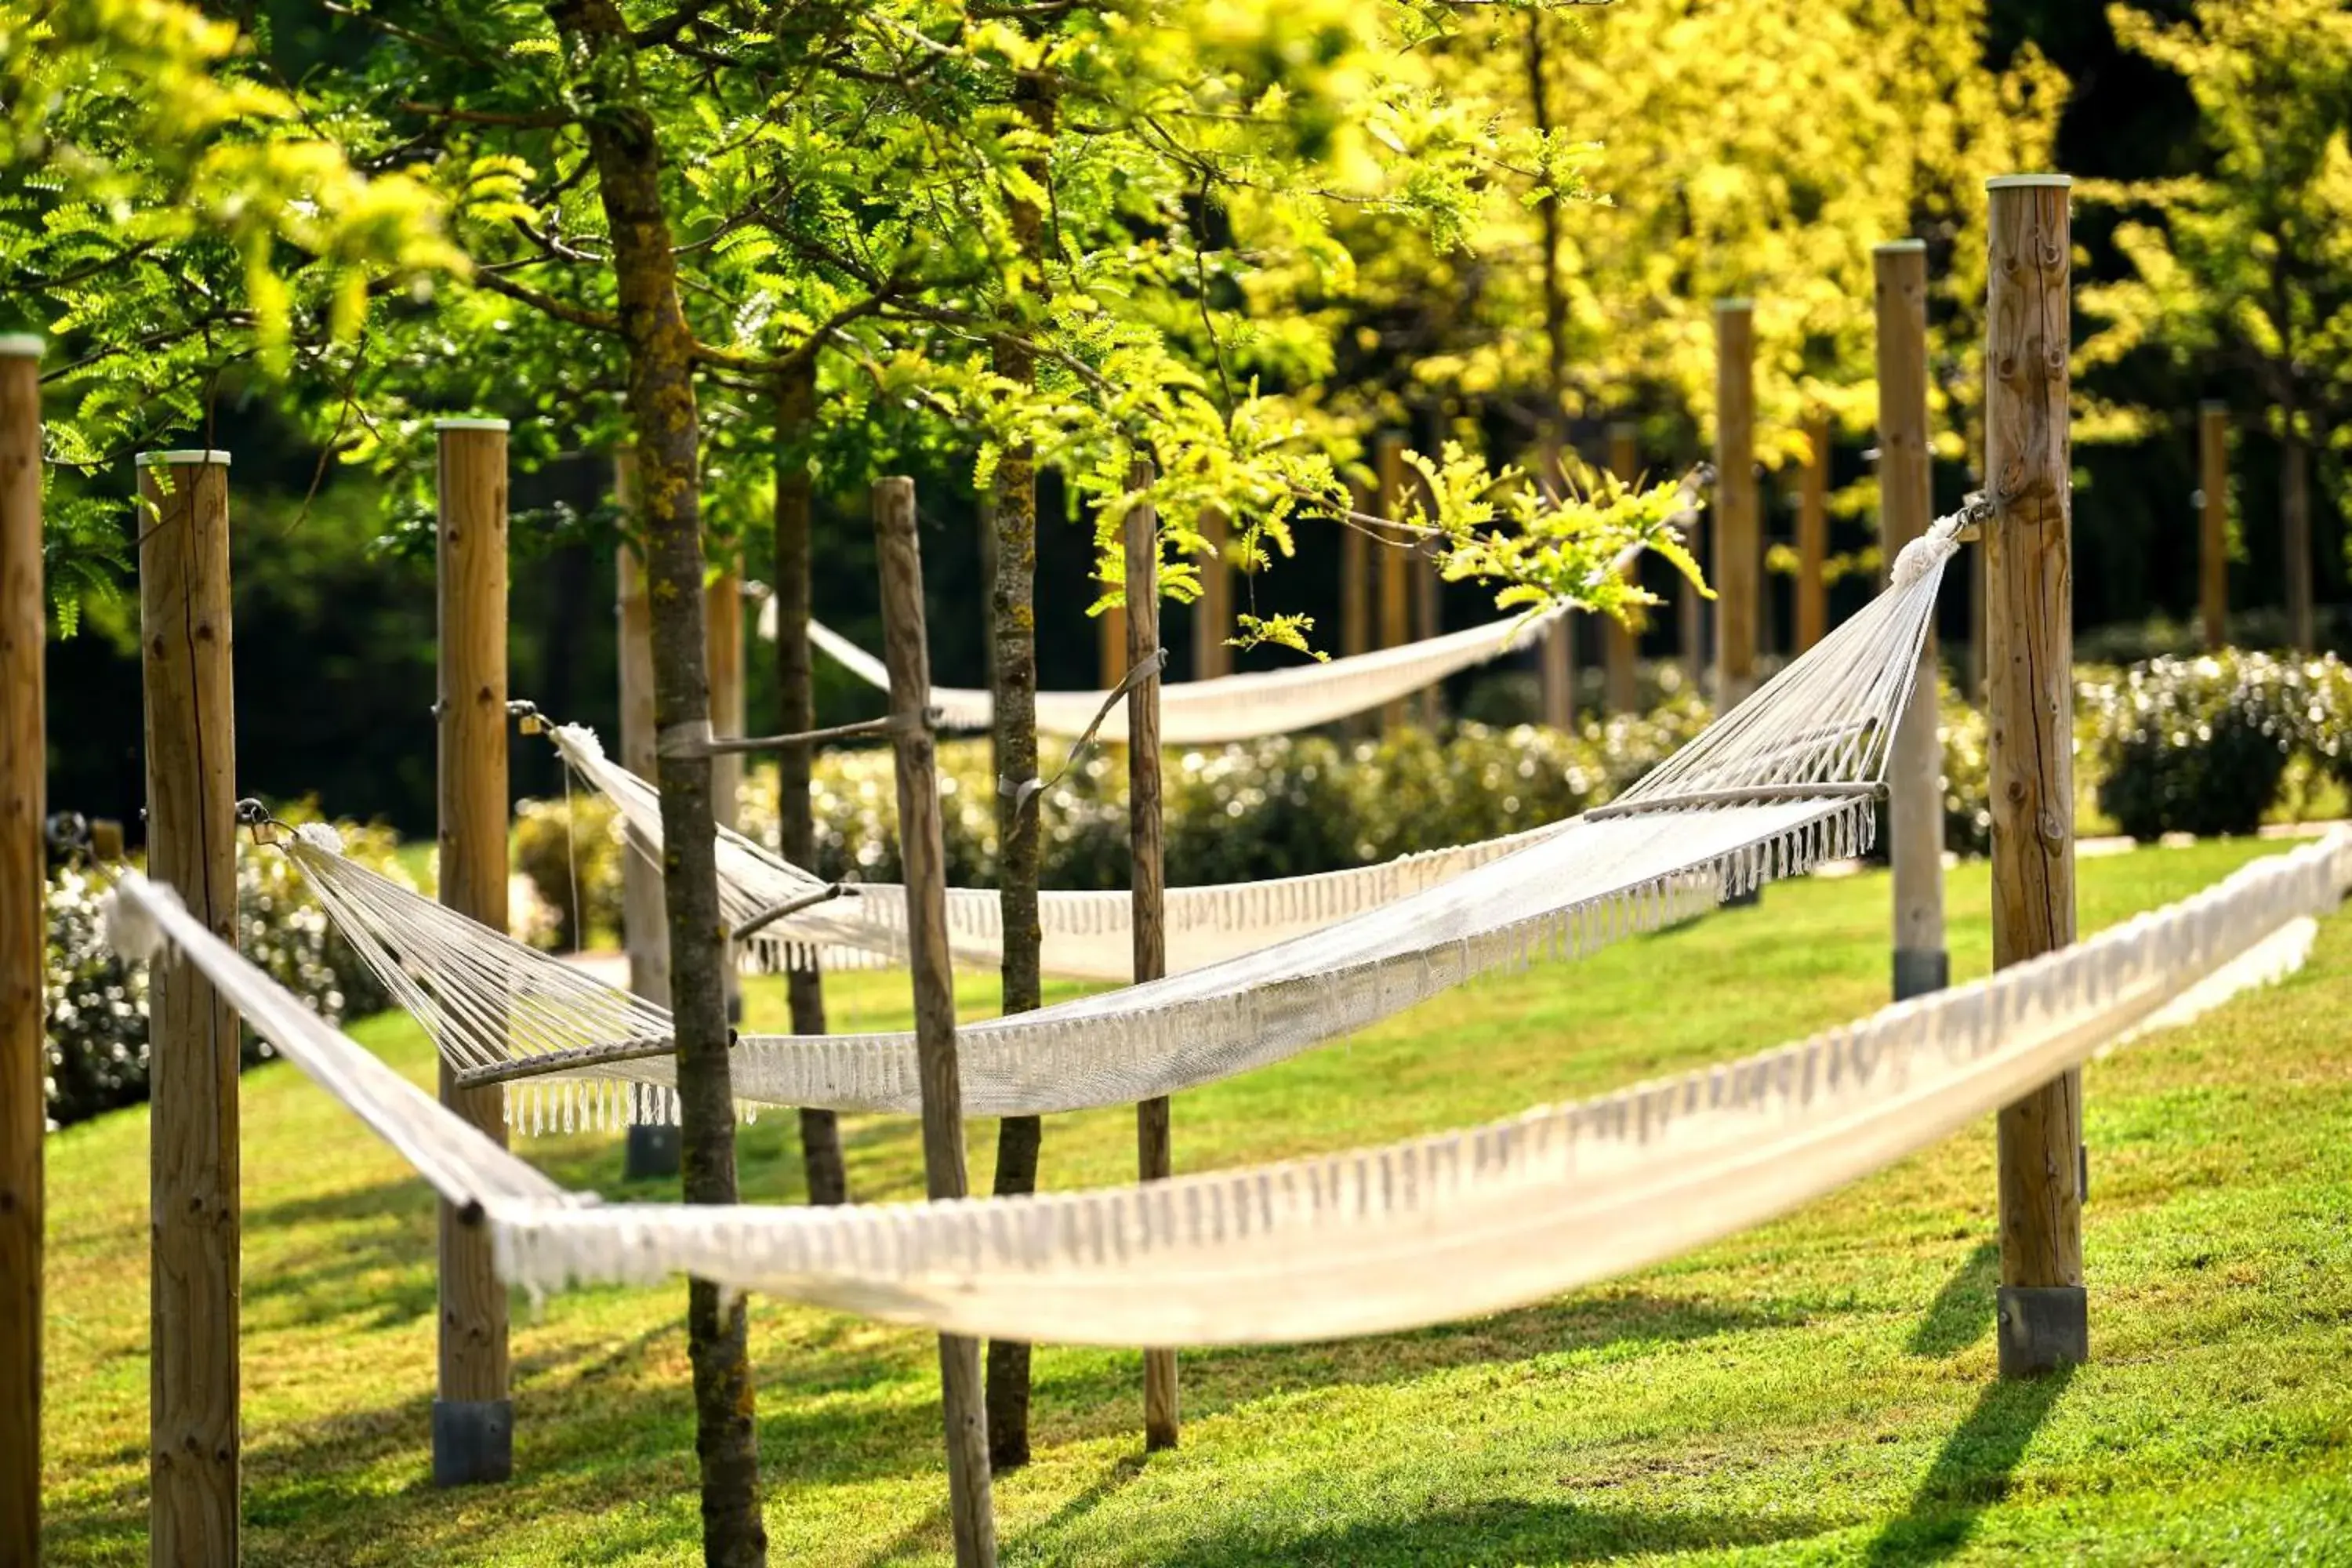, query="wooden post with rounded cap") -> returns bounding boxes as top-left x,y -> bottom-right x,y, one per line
2198,401 -> 2229,649
1876,241 -> 1948,1003
433,418 -> 514,1484
138,446 -> 241,1562
0,334 -> 45,1565
1984,173 -> 2086,1379
1124,461 -> 1179,1451
872,476 -> 999,1568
